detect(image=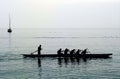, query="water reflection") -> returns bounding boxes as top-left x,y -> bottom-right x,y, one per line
26,57 -> 111,68
36,57 -> 89,78
38,58 -> 41,67
37,58 -> 42,79
57,57 -> 88,67
8,33 -> 11,48
35,57 -> 90,68
22,57 -> 112,79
